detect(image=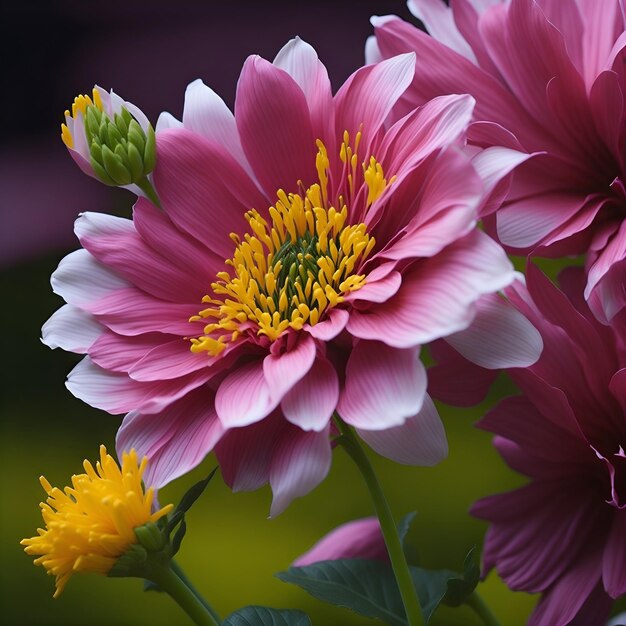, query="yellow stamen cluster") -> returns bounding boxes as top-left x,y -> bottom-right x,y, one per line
61,88 -> 104,149
21,446 -> 172,598
190,131 -> 394,356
